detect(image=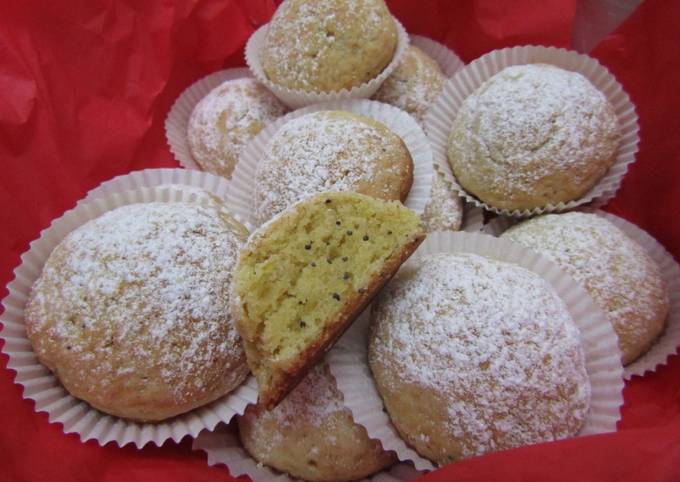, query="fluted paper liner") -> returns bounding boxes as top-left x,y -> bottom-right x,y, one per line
409,35 -> 465,78
192,421 -> 423,482
164,67 -> 253,171
425,45 -> 640,217
229,99 -> 434,227
328,231 -> 624,470
0,178 -> 260,448
245,18 -> 409,109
